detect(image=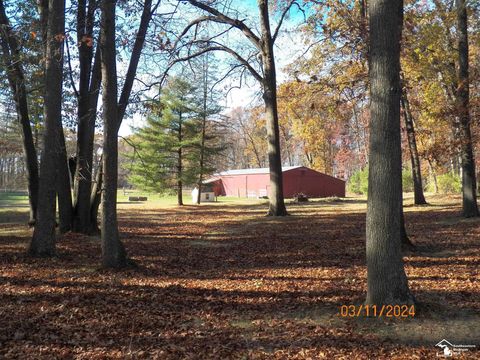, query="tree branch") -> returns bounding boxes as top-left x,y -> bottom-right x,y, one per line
183,0 -> 262,50
166,44 -> 263,83
117,0 -> 155,133
173,15 -> 225,49
65,37 -> 80,98
272,0 -> 296,43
